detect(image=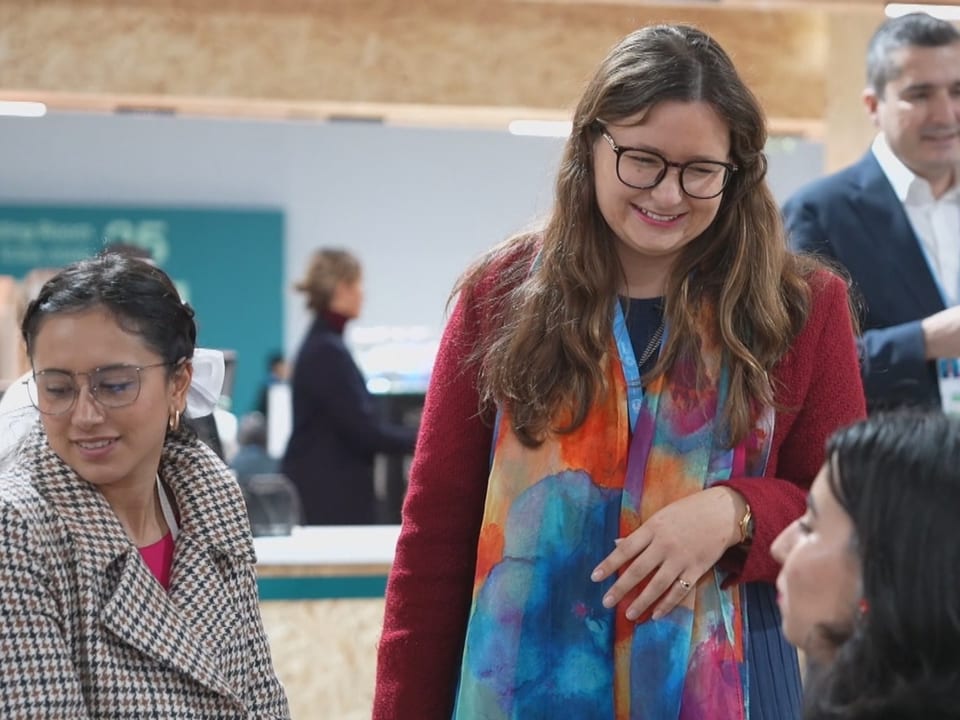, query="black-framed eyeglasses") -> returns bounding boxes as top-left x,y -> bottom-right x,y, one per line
25,362 -> 176,416
600,129 -> 737,200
